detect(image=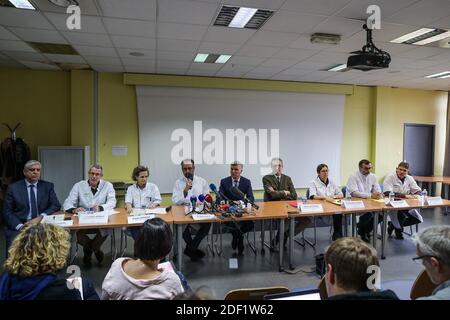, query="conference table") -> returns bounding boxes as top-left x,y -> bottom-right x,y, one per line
171,202 -> 288,271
